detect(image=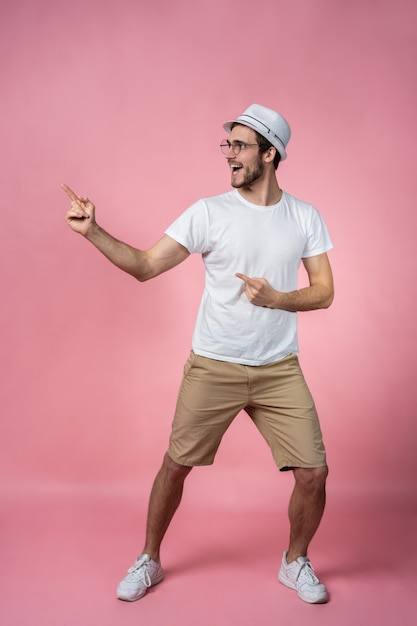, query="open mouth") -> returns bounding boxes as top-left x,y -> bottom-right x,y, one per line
230,164 -> 243,175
